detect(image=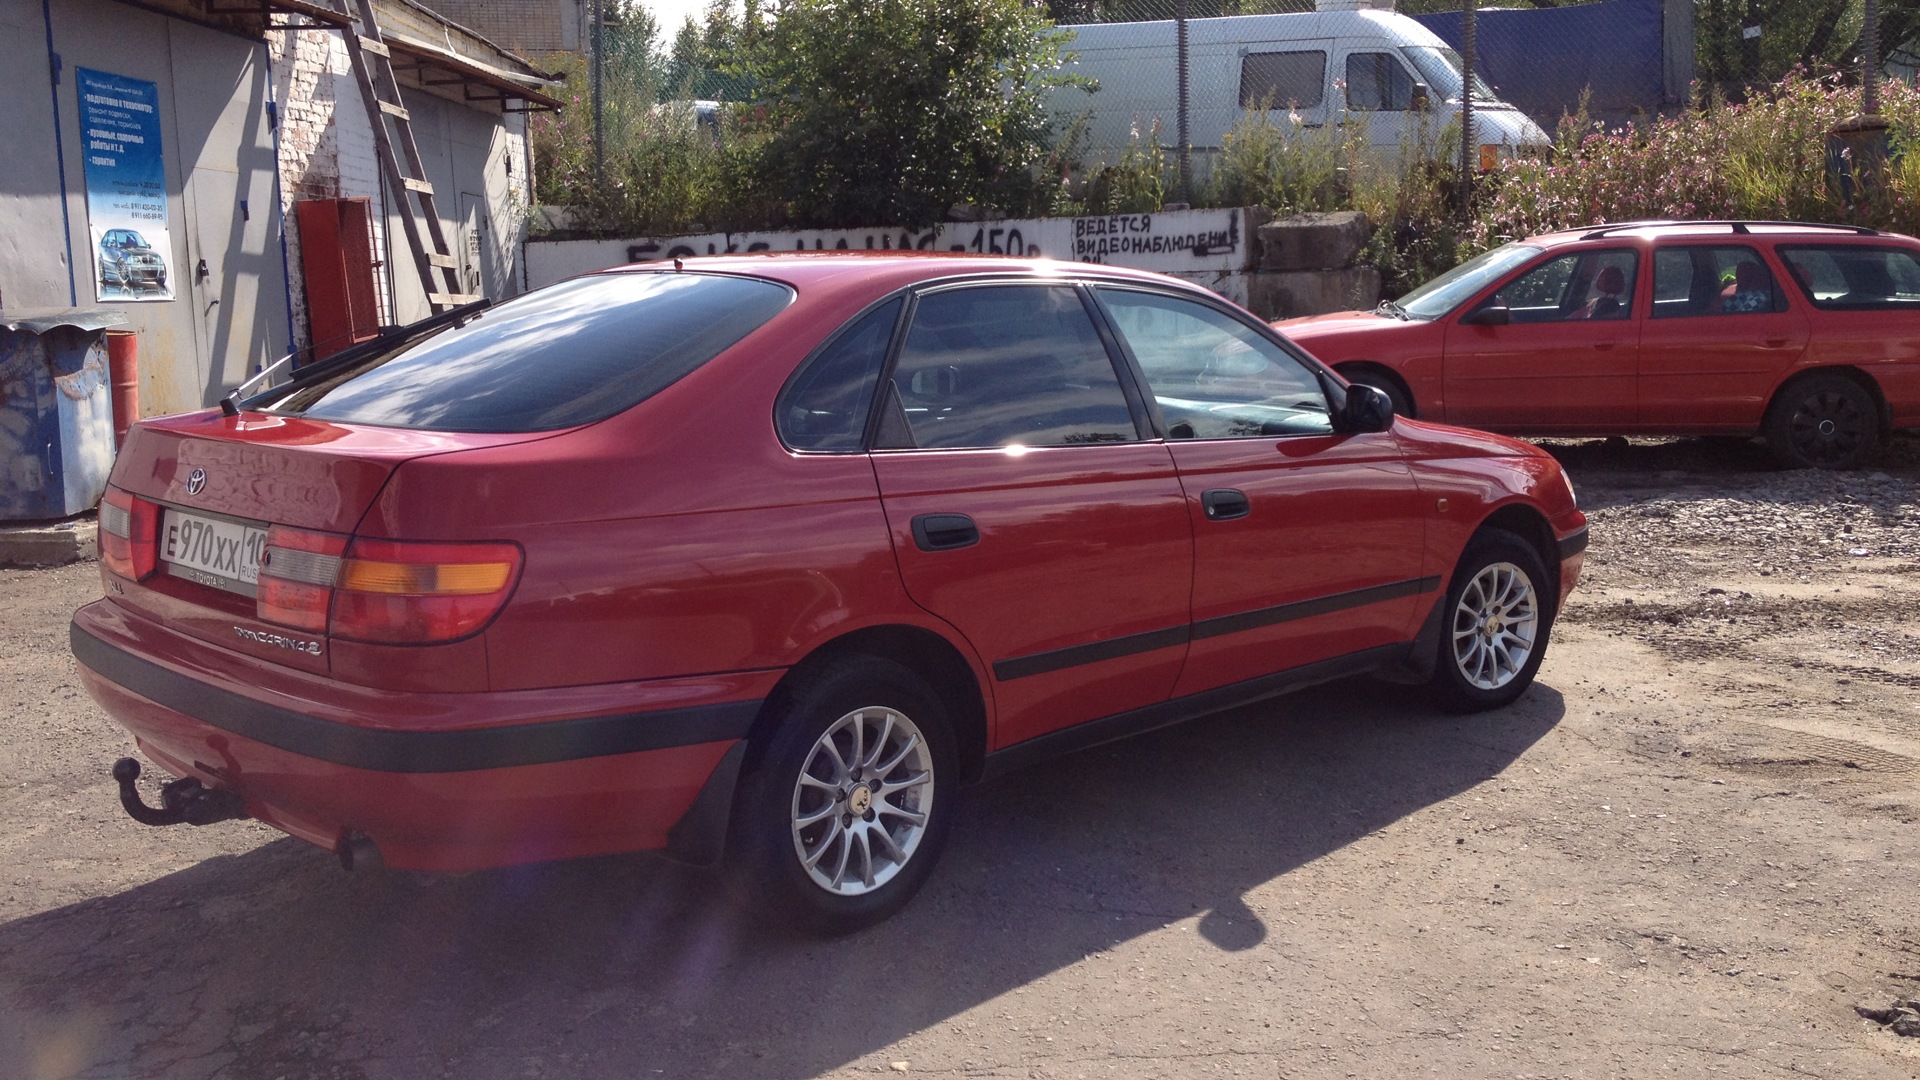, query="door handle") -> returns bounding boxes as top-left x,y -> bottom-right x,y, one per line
1201,488 -> 1250,521
1592,341 -> 1619,350
1762,338 -> 1791,348
911,513 -> 979,552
